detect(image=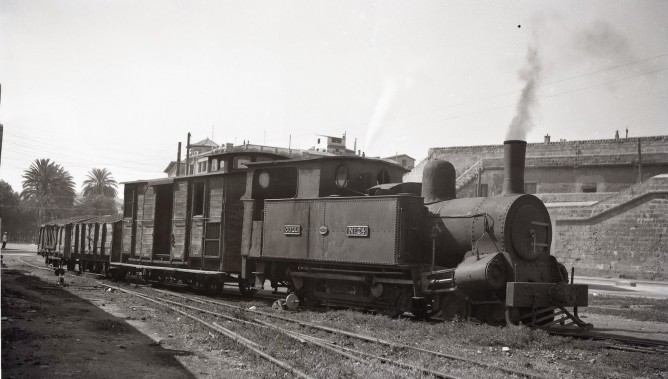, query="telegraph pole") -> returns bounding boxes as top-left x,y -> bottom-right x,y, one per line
186,133 -> 191,175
